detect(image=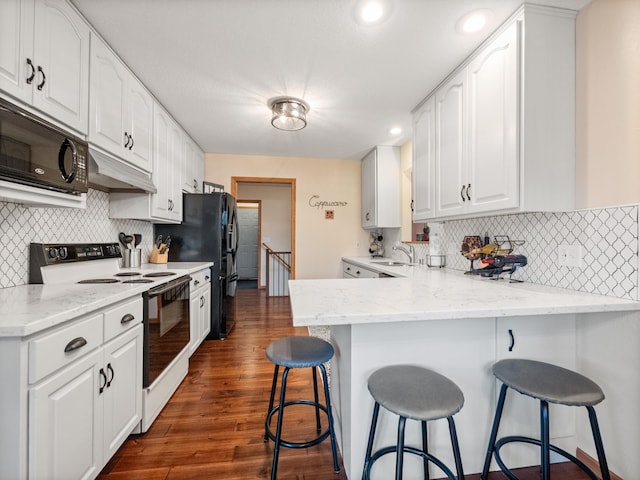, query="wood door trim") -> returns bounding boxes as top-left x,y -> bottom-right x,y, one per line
231,177 -> 296,279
